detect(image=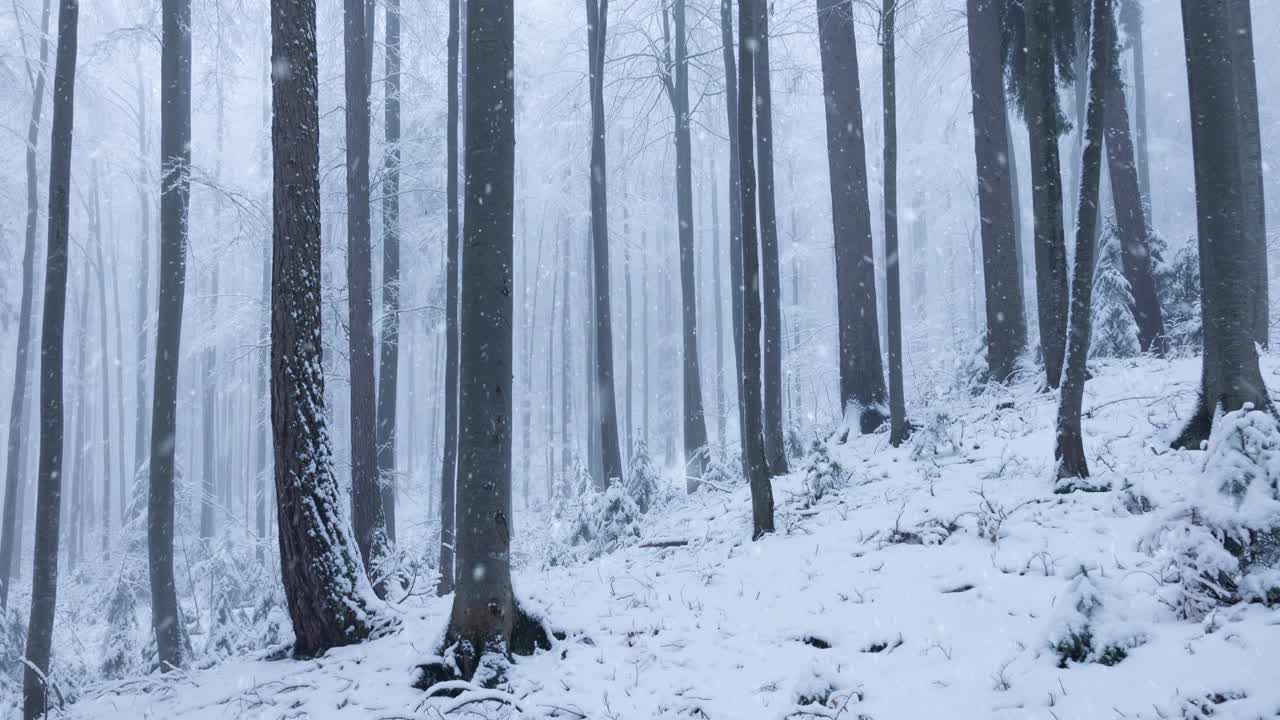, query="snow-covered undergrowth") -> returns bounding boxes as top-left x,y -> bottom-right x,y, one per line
25,356 -> 1280,718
